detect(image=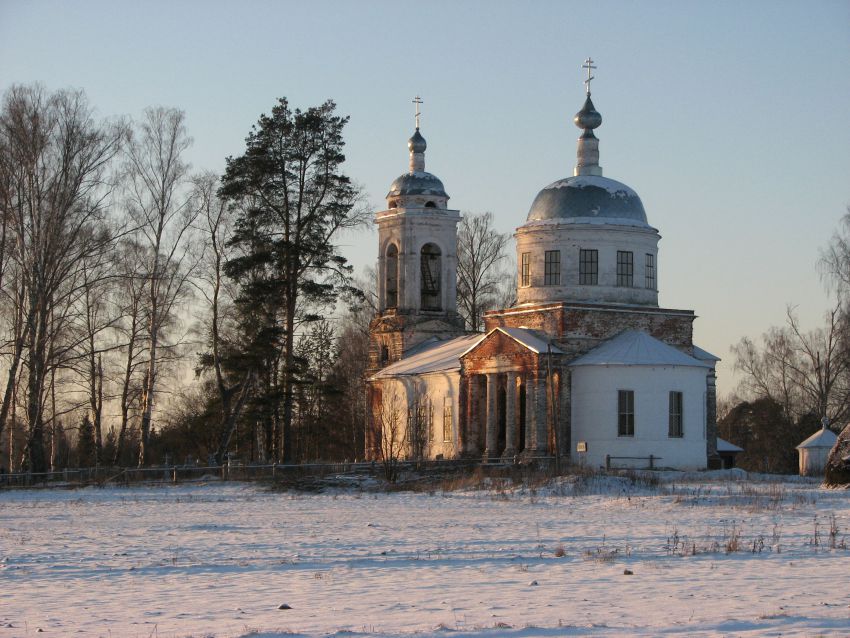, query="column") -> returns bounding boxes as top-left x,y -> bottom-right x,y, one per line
483,373 -> 498,462
524,376 -> 535,454
464,376 -> 476,456
534,374 -> 548,455
502,372 -> 517,459
559,370 -> 572,459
